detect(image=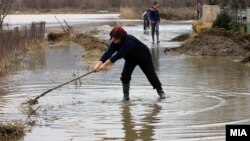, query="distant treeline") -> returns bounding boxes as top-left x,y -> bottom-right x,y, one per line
12,0 -> 250,10
13,0 -> 120,9
12,0 -> 198,9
